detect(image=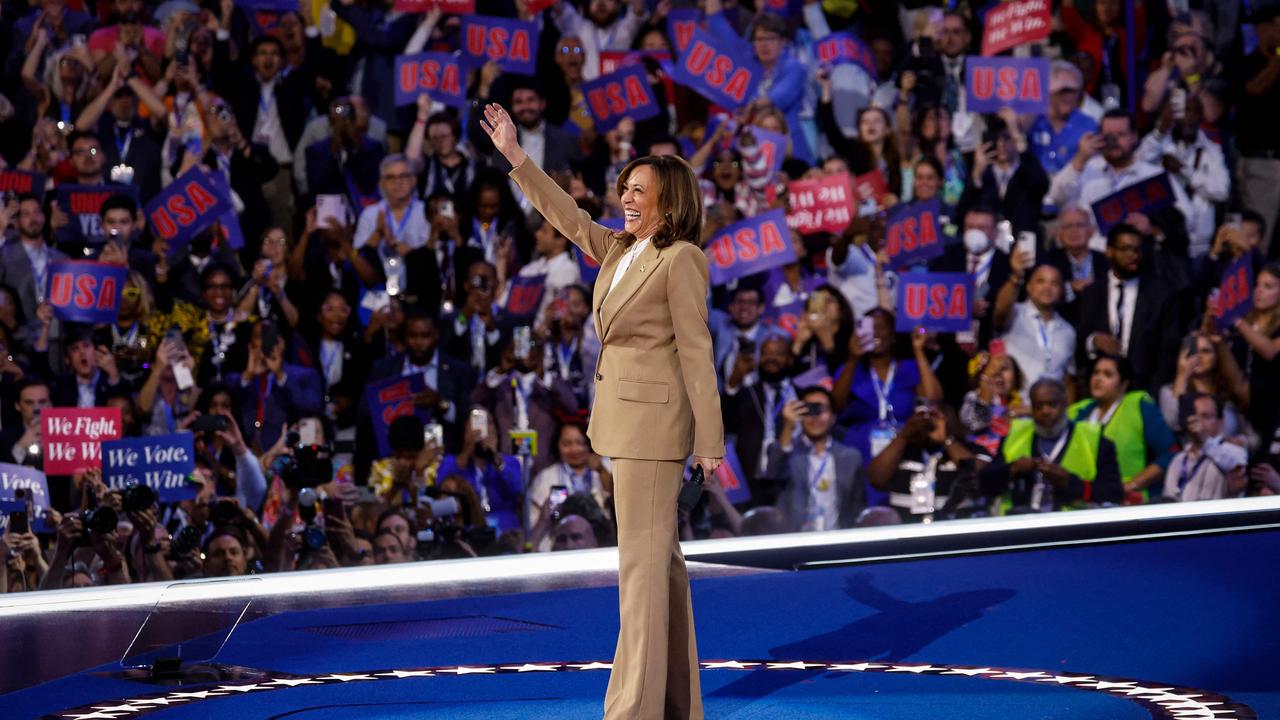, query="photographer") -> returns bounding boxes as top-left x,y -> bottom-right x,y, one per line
866,400 -> 980,523
233,319 -> 324,453
767,387 -> 865,533
1,378 -> 50,467
442,261 -> 503,376
42,471 -> 130,588
191,385 -> 268,515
